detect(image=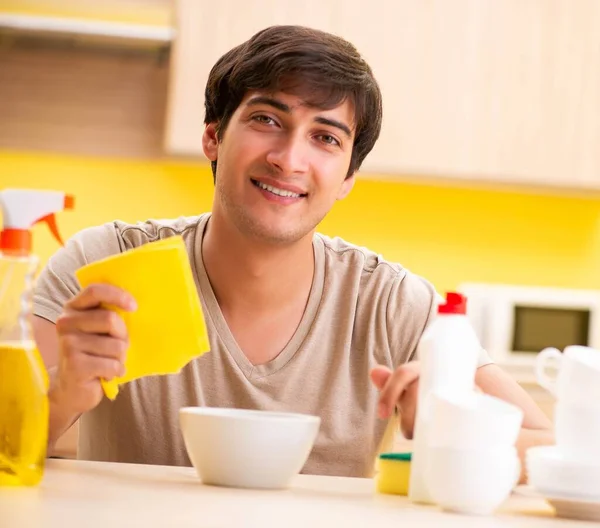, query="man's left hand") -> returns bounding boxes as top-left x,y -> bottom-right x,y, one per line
370,362 -> 421,438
